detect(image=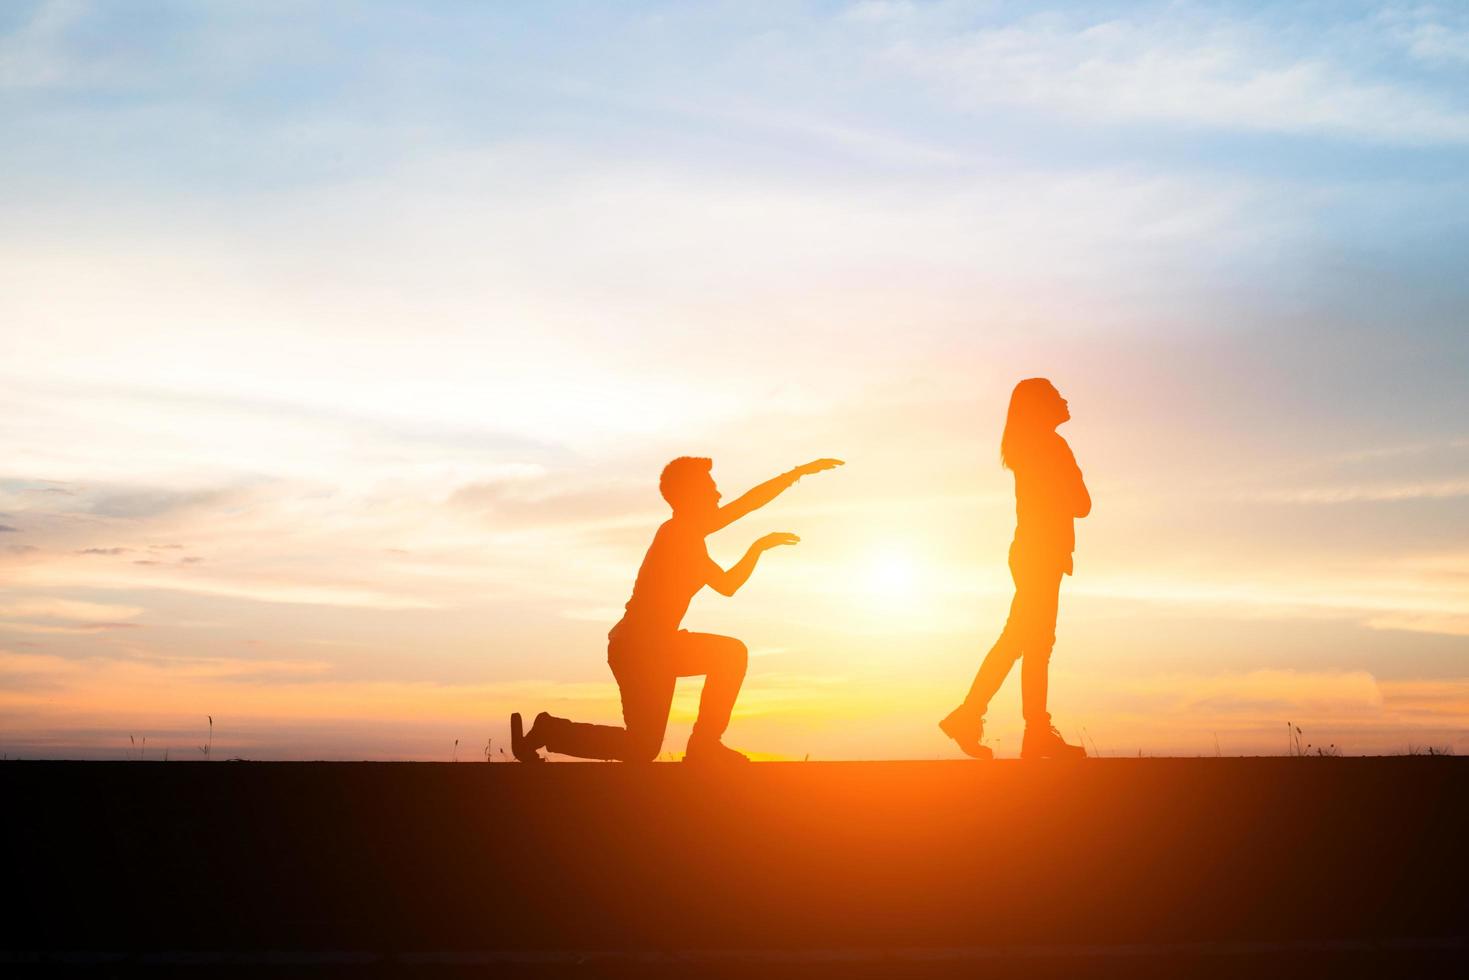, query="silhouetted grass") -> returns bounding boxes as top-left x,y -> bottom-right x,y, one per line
1286,722 -> 1339,757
